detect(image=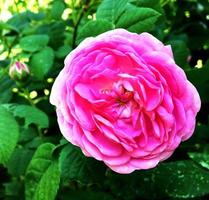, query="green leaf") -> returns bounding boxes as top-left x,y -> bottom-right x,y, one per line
7,147 -> 34,177
77,20 -> 113,44
51,0 -> 66,19
30,47 -> 54,80
20,34 -> 49,52
25,137 -> 45,149
55,45 -> 71,59
131,0 -> 164,14
11,105 -> 49,129
19,127 -> 37,143
4,180 -> 22,197
7,12 -> 30,31
0,21 -> 19,32
0,75 -> 14,103
169,40 -> 190,69
186,60 -> 209,85
27,11 -> 46,21
96,0 -> 128,24
33,161 -> 60,200
59,143 -> 106,184
186,60 -> 209,102
108,160 -> 209,199
25,143 -> 60,200
116,4 -> 161,33
137,161 -> 209,199
188,152 -> 209,170
0,106 -> 19,165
